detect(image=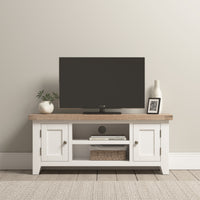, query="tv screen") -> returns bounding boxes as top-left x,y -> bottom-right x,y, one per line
59,57 -> 145,109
